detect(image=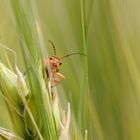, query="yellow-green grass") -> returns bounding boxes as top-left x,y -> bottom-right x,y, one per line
1,0 -> 140,140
